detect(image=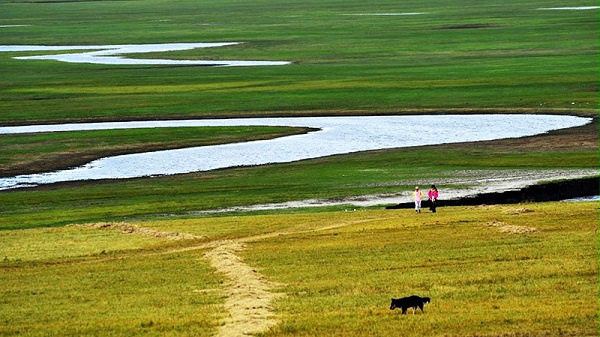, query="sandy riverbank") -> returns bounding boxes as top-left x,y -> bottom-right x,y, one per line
193,169 -> 598,213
